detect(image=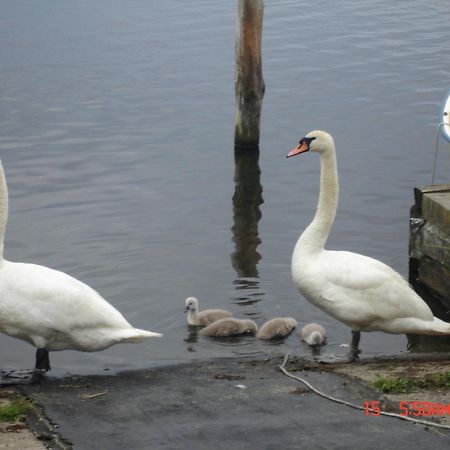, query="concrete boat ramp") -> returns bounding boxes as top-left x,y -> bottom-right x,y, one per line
6,354 -> 450,450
